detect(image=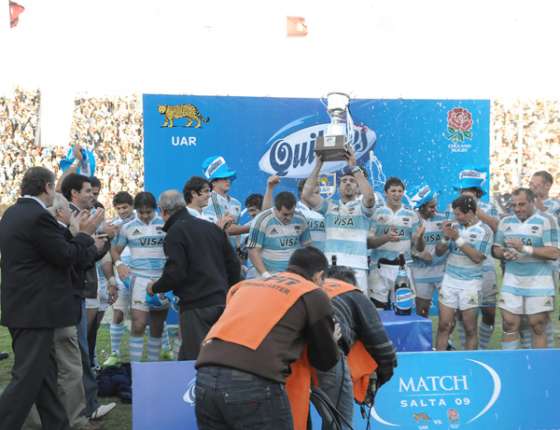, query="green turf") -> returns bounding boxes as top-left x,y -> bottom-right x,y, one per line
0,325 -> 132,430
